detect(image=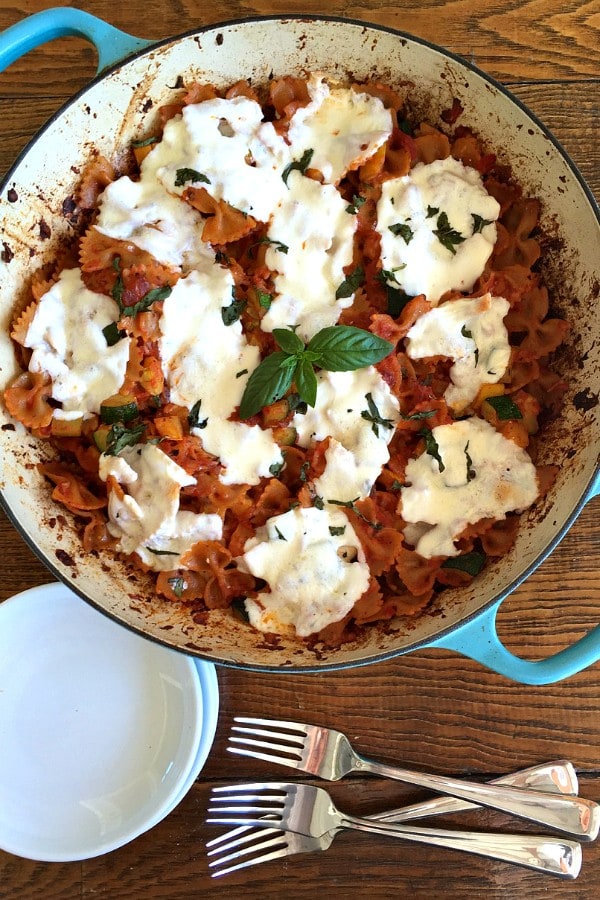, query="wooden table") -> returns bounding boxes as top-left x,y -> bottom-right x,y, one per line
0,1 -> 598,897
